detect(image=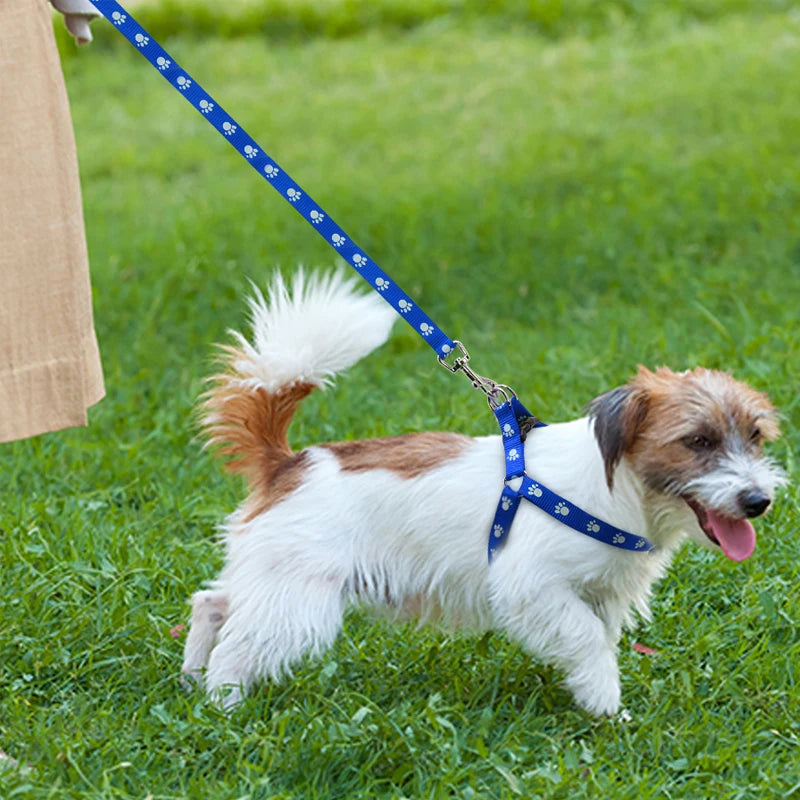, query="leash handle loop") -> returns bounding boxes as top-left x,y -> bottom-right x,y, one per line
86,0 -> 457,360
